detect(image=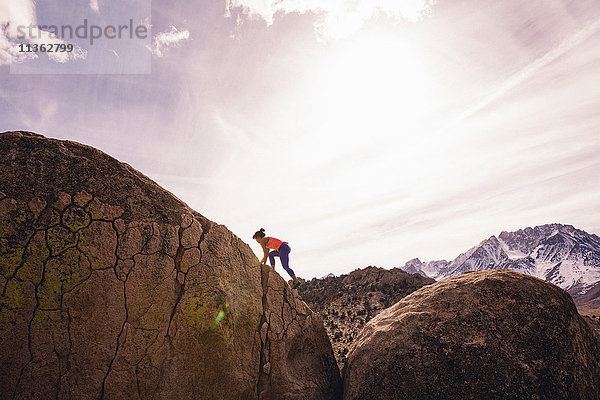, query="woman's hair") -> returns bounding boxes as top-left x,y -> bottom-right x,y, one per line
253,228 -> 266,239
